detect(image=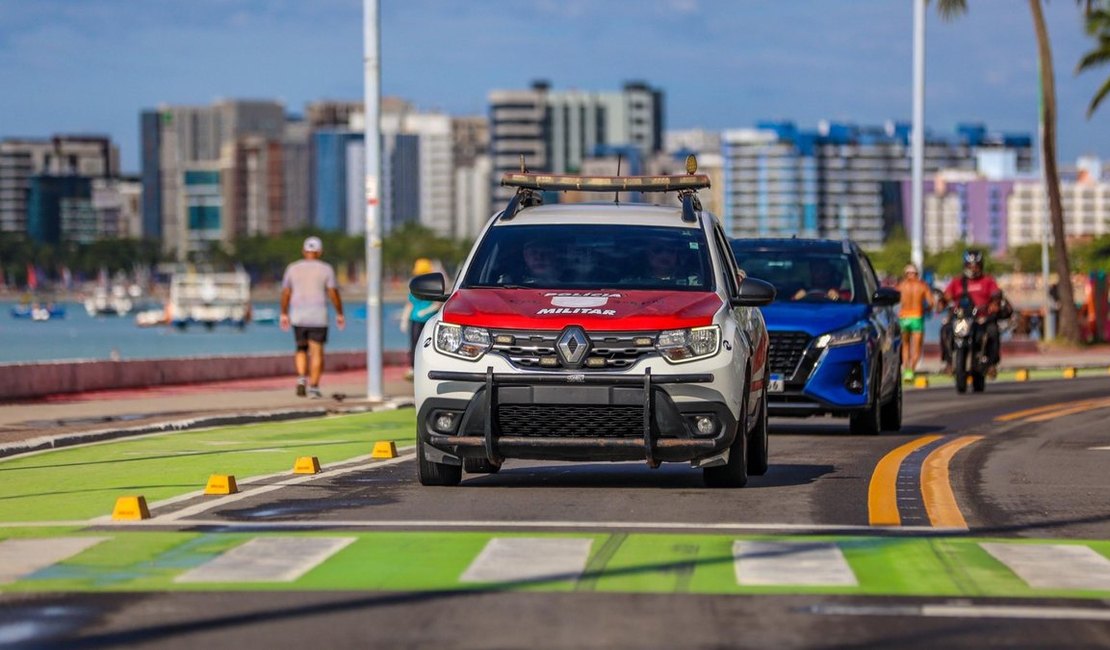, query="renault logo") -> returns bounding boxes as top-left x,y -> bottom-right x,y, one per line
556,326 -> 590,367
